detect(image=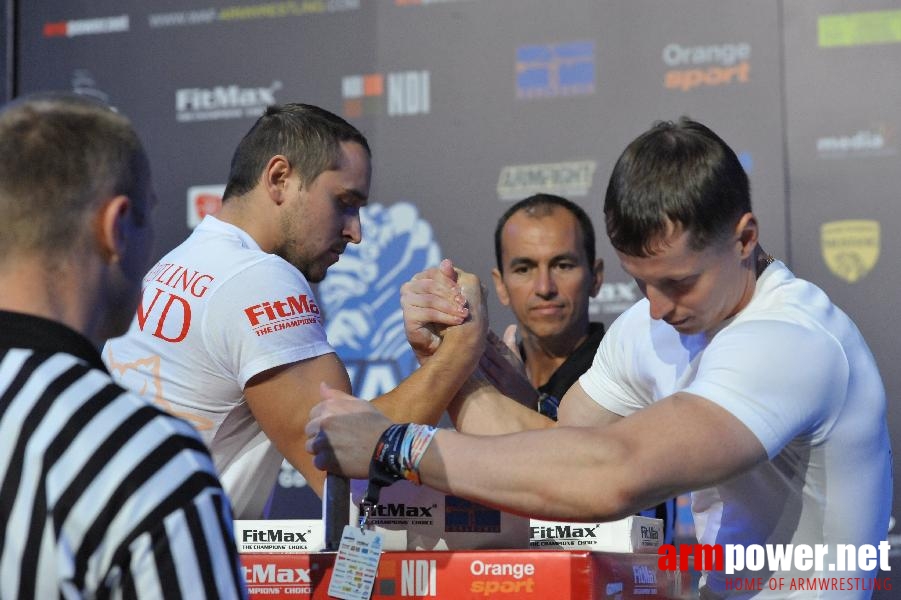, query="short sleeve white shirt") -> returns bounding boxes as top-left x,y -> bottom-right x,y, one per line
579,262 -> 892,598
104,216 -> 334,518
